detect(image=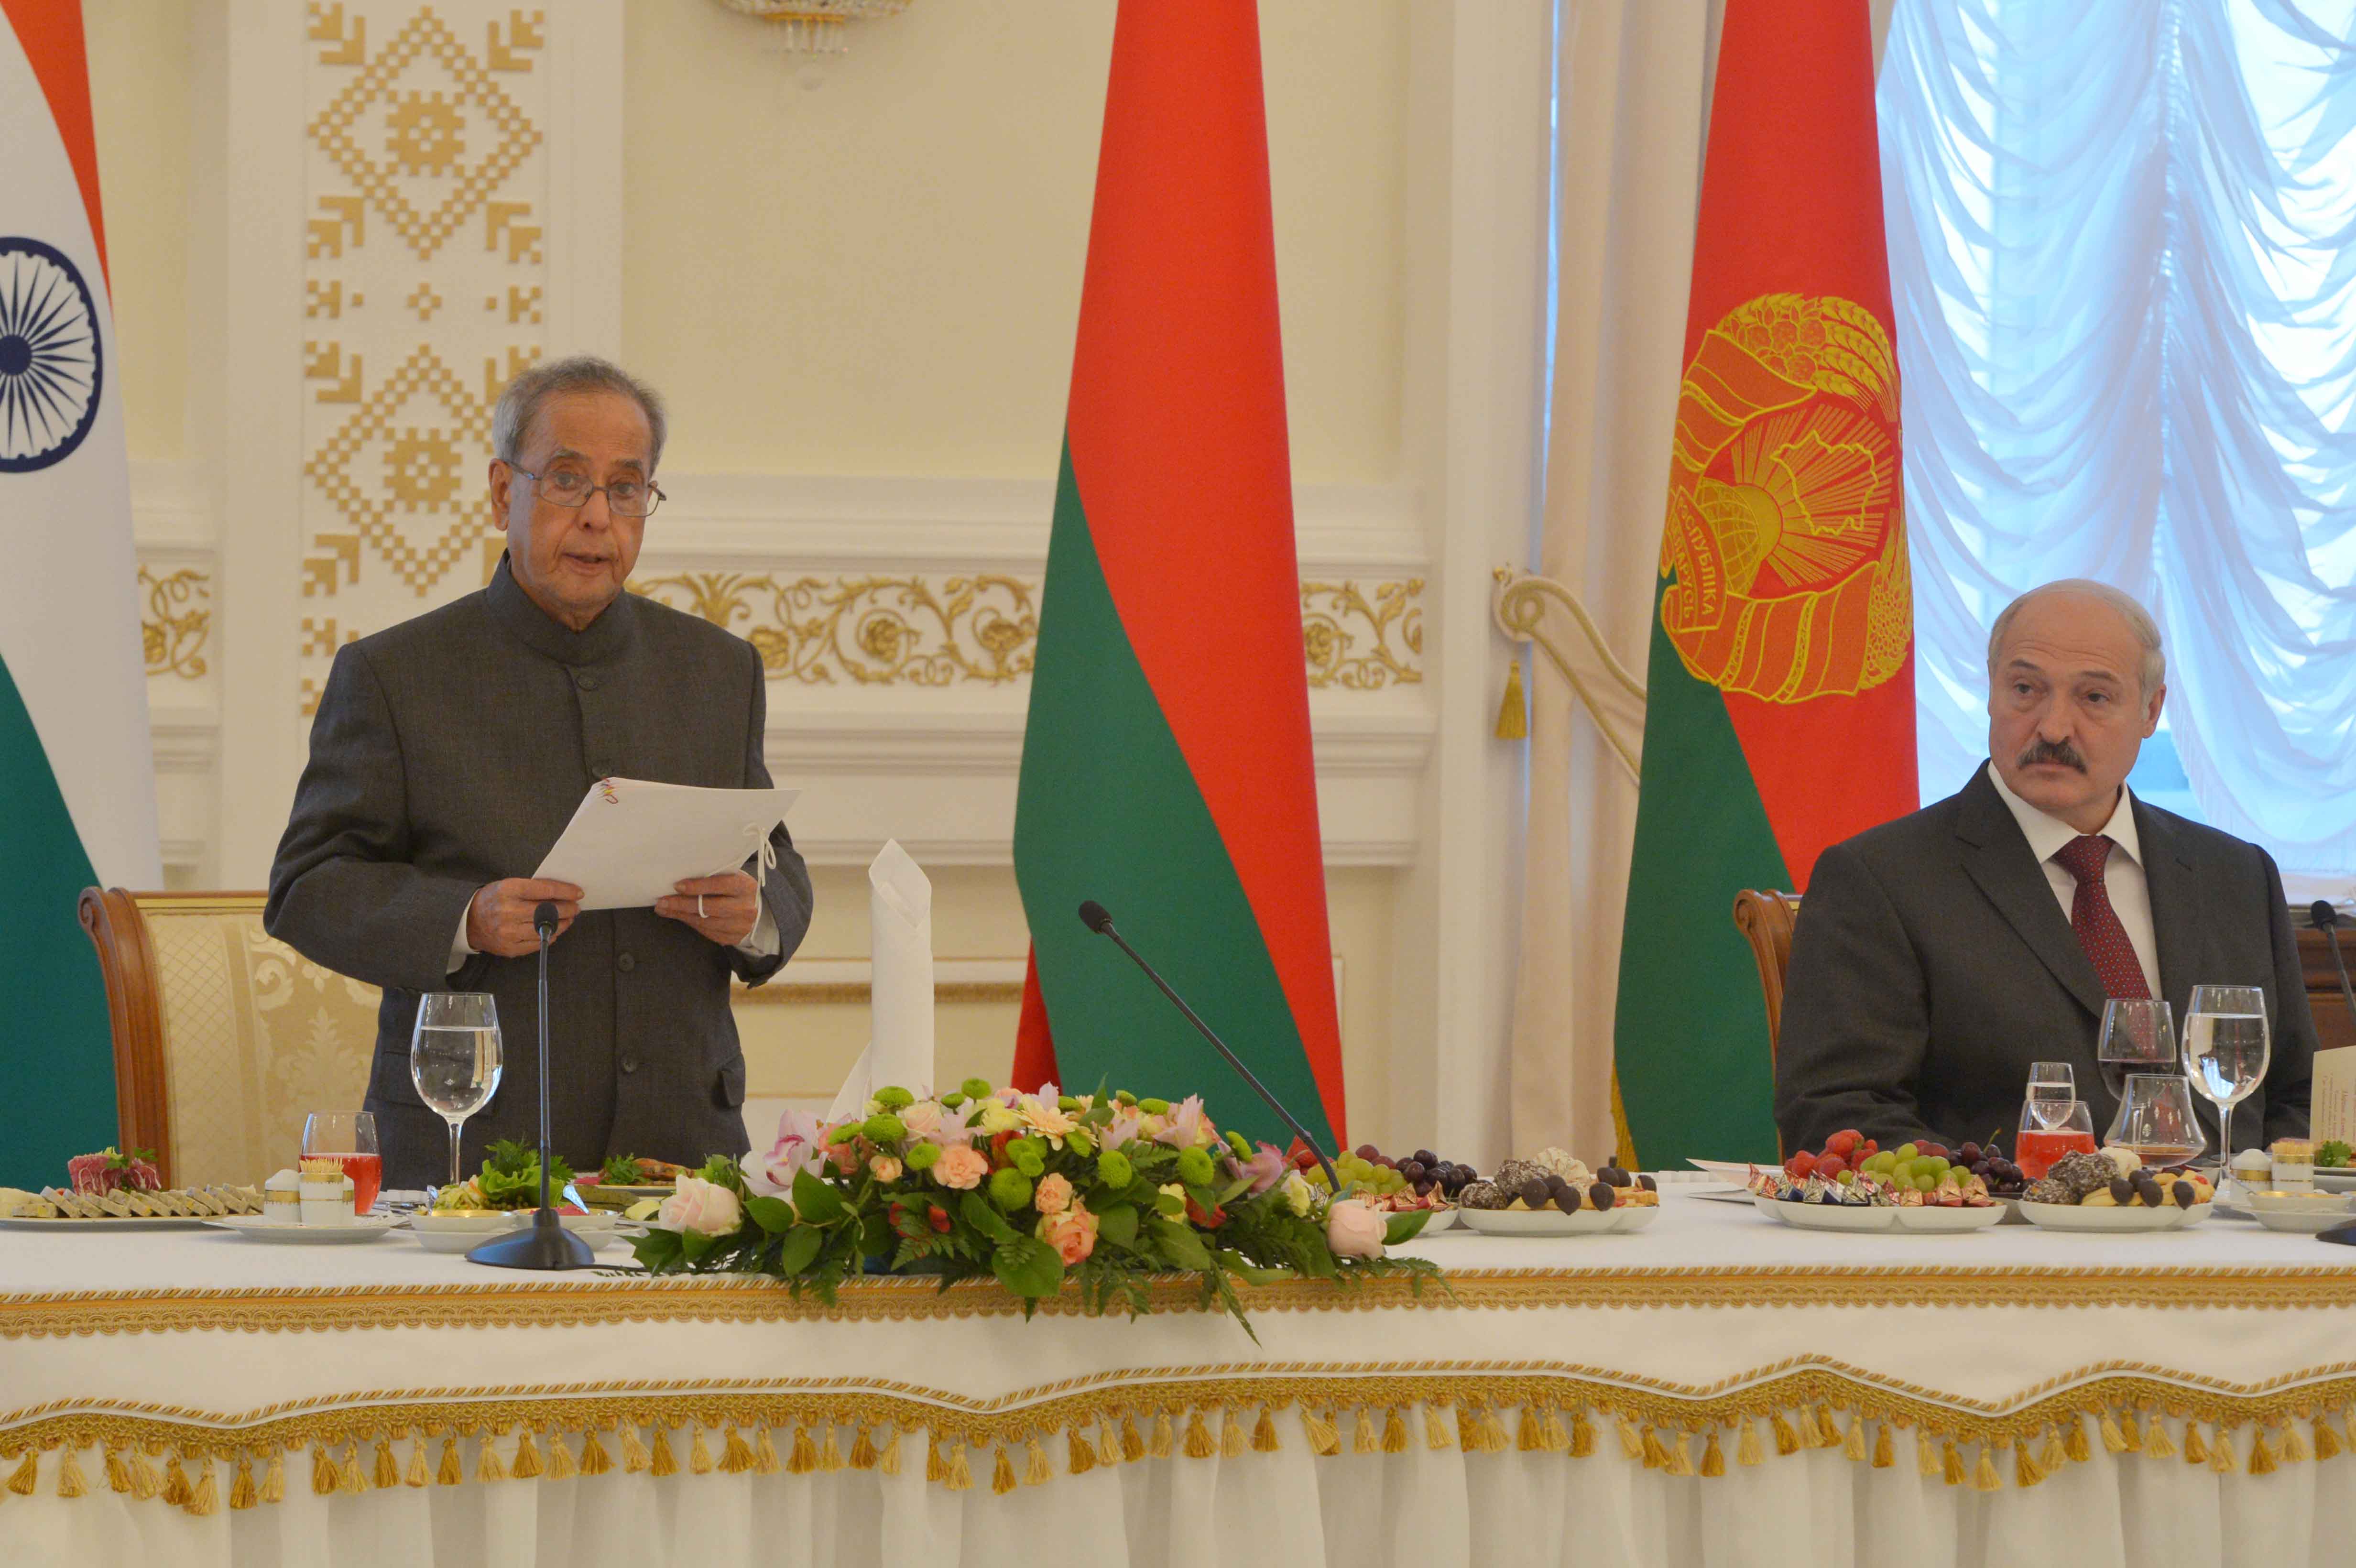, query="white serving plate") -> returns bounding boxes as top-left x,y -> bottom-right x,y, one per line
406,1211 -> 630,1253
1460,1204 -> 1623,1236
1892,1203 -> 2005,1233
1750,1194 -> 1897,1231
2312,1169 -> 2356,1193
2018,1199 -> 2210,1233
206,1215 -> 400,1244
0,1212 -> 223,1232
1610,1204 -> 1662,1233
1383,1207 -> 1455,1234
